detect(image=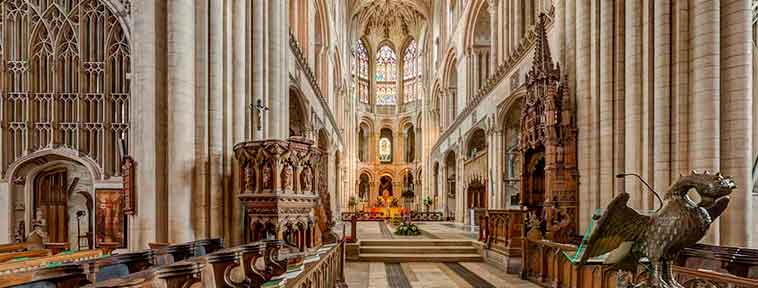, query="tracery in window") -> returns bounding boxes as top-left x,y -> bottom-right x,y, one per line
0,0 -> 130,176
375,44 -> 397,105
352,39 -> 369,103
376,83 -> 396,106
403,39 -> 419,103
